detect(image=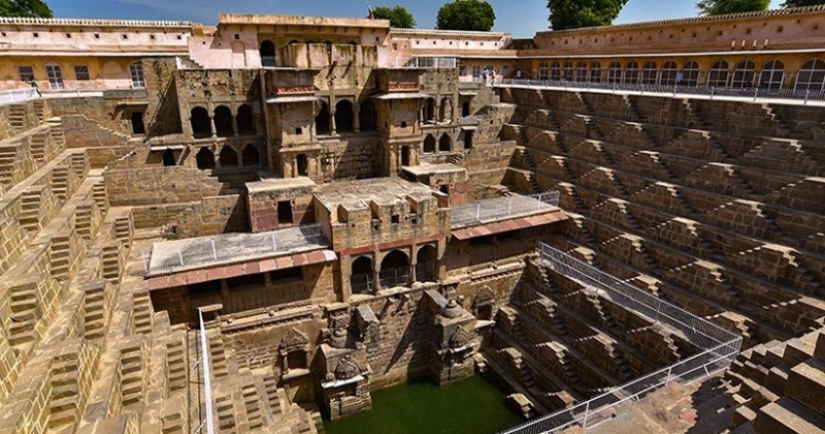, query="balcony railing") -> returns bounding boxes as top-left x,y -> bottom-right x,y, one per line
451,192 -> 560,229
261,56 -> 277,68
404,57 -> 458,69
379,267 -> 410,289
351,274 -> 374,295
